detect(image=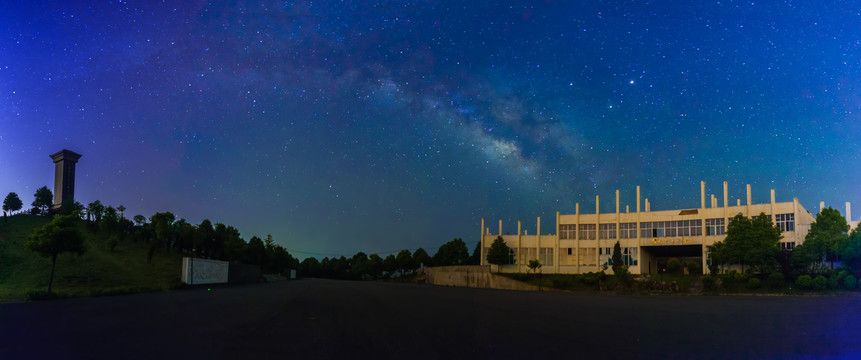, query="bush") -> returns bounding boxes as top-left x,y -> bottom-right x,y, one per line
813,275 -> 828,291
828,276 -> 840,290
796,275 -> 813,290
666,258 -> 682,274
702,276 -> 716,289
733,271 -> 749,283
766,272 -> 785,289
747,278 -> 761,290
845,275 -> 857,290
838,270 -> 849,281
686,262 -> 702,275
